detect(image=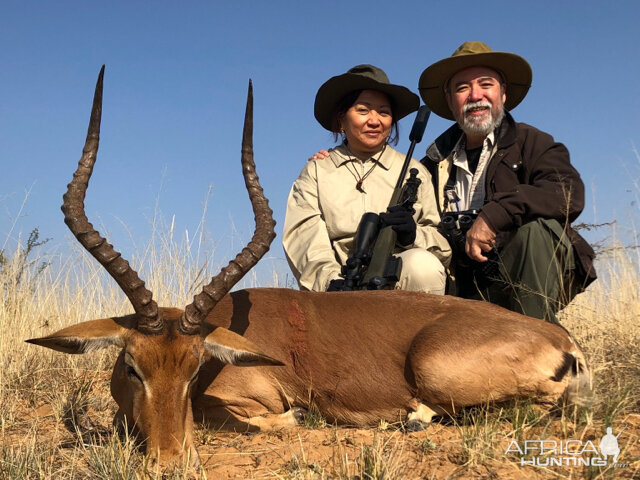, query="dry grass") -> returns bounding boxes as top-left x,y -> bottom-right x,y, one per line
1,218 -> 639,479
